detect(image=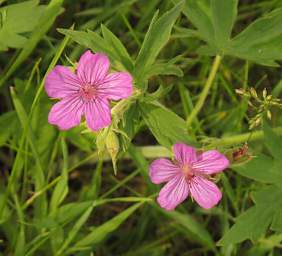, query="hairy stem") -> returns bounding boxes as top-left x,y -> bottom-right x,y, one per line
207,126 -> 282,147
67,126 -> 282,165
